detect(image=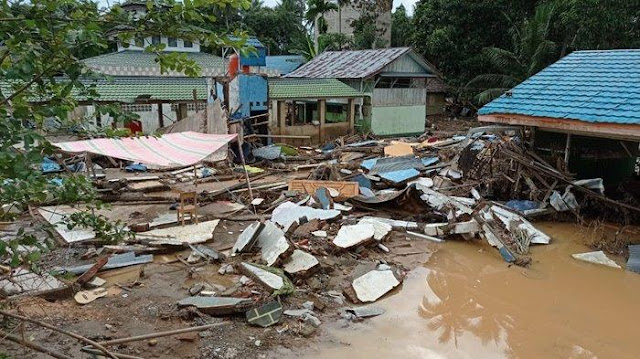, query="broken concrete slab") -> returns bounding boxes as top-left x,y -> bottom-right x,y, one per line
240,262 -> 284,291
240,262 -> 294,295
351,269 -> 401,303
55,252 -> 153,275
136,220 -> 220,246
272,201 -> 340,231
126,180 -> 168,192
283,250 -> 319,277
358,217 -> 392,241
256,221 -> 292,266
311,230 -> 327,238
283,308 -> 321,327
424,220 -> 480,236
572,251 -> 621,269
246,301 -> 283,327
360,216 -> 418,230
177,296 -> 253,315
345,305 -> 385,319
231,221 -> 264,255
188,244 -> 224,263
332,223 -> 376,249
37,206 -> 95,244
0,268 -> 67,297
